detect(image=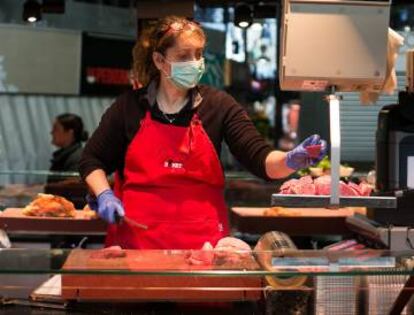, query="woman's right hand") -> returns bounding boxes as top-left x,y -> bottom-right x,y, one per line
286,134 -> 327,170
95,189 -> 125,224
